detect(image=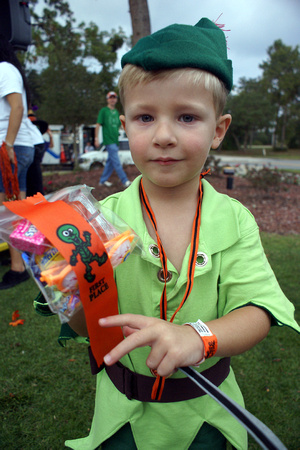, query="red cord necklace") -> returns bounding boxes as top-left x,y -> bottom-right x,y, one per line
139,171 -> 208,400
